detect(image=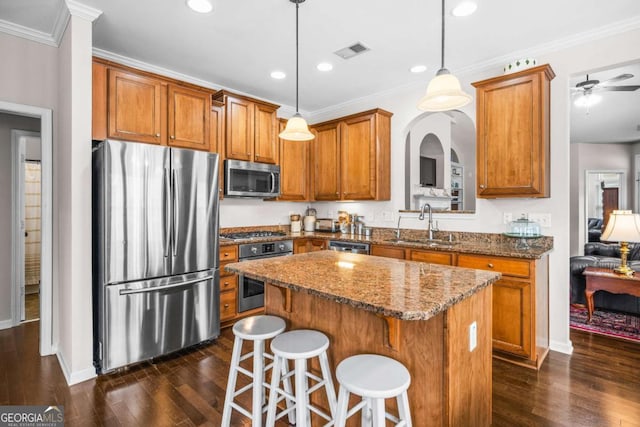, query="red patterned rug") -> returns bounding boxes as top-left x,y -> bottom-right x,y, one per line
570,305 -> 640,343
